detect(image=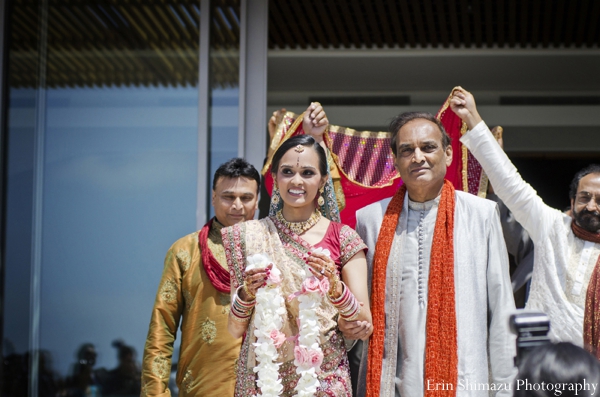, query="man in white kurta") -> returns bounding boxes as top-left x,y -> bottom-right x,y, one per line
349,111 -> 516,397
453,87 -> 600,346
